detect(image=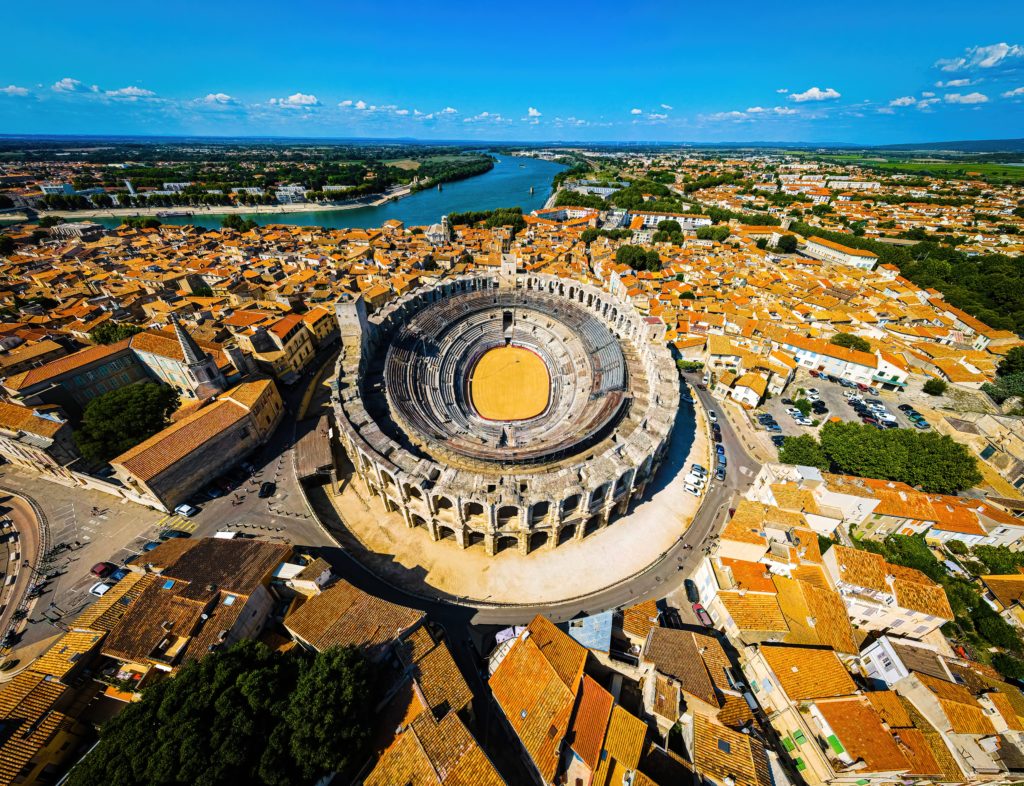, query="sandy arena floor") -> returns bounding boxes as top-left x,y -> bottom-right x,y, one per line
470,345 -> 550,421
